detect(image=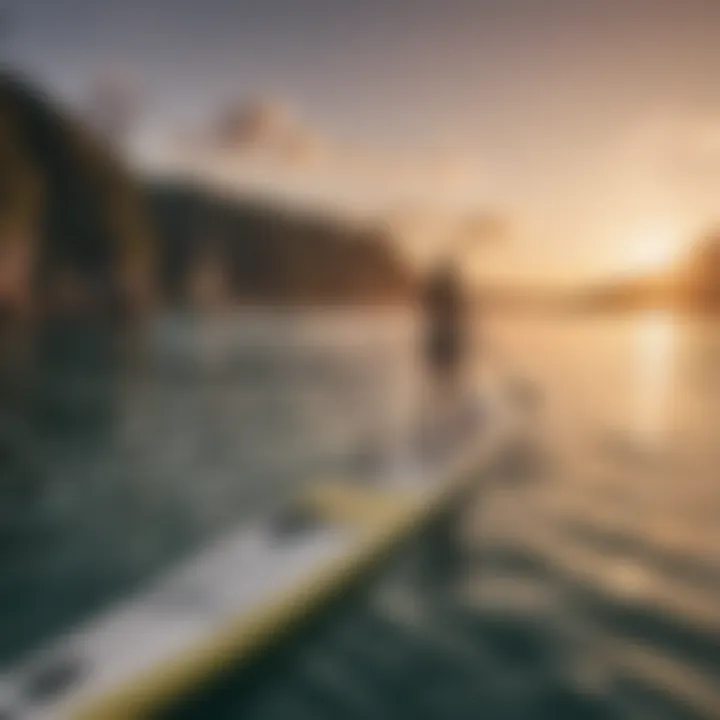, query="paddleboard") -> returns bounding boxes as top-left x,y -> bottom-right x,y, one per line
0,381 -> 516,719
